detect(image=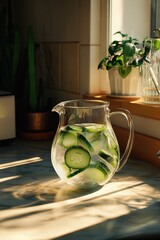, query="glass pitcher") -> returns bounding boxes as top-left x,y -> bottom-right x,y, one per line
141,29 -> 160,104
51,100 -> 134,188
